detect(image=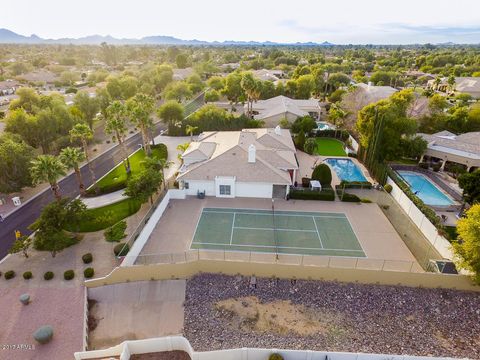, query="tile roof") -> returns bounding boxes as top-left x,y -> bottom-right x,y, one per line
419,131 -> 480,159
